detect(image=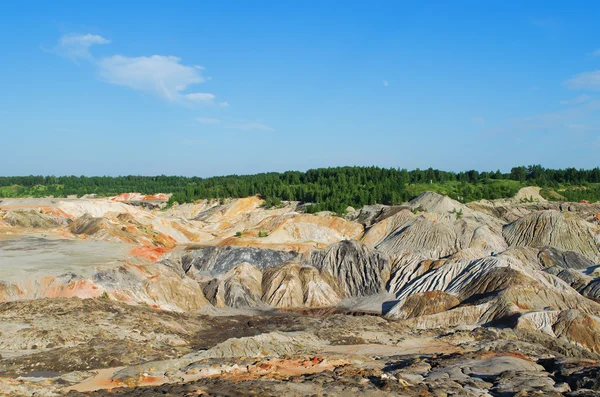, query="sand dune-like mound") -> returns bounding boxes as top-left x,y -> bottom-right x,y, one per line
308,240 -> 391,298
2,209 -> 68,229
203,263 -> 264,308
516,309 -> 600,354
69,213 -> 178,247
375,215 -> 460,258
386,246 -> 600,325
503,210 -> 600,261
259,214 -> 364,245
261,262 -> 340,308
388,291 -> 460,320
360,209 -> 415,247
363,193 -> 507,260
197,331 -> 324,359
